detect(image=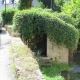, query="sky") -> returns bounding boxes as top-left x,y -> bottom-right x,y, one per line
0,0 -> 19,13
0,0 -> 19,4
0,0 -> 39,12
